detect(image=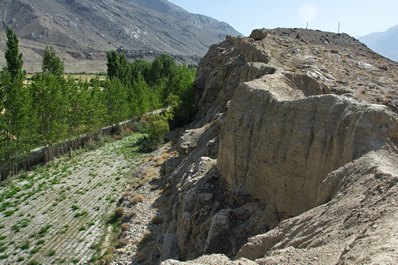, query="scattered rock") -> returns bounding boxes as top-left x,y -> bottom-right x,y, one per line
250,29 -> 268,41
